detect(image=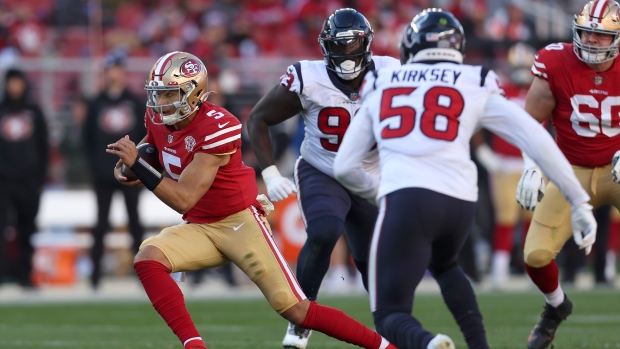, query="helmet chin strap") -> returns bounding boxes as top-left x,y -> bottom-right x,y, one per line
335,60 -> 363,80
